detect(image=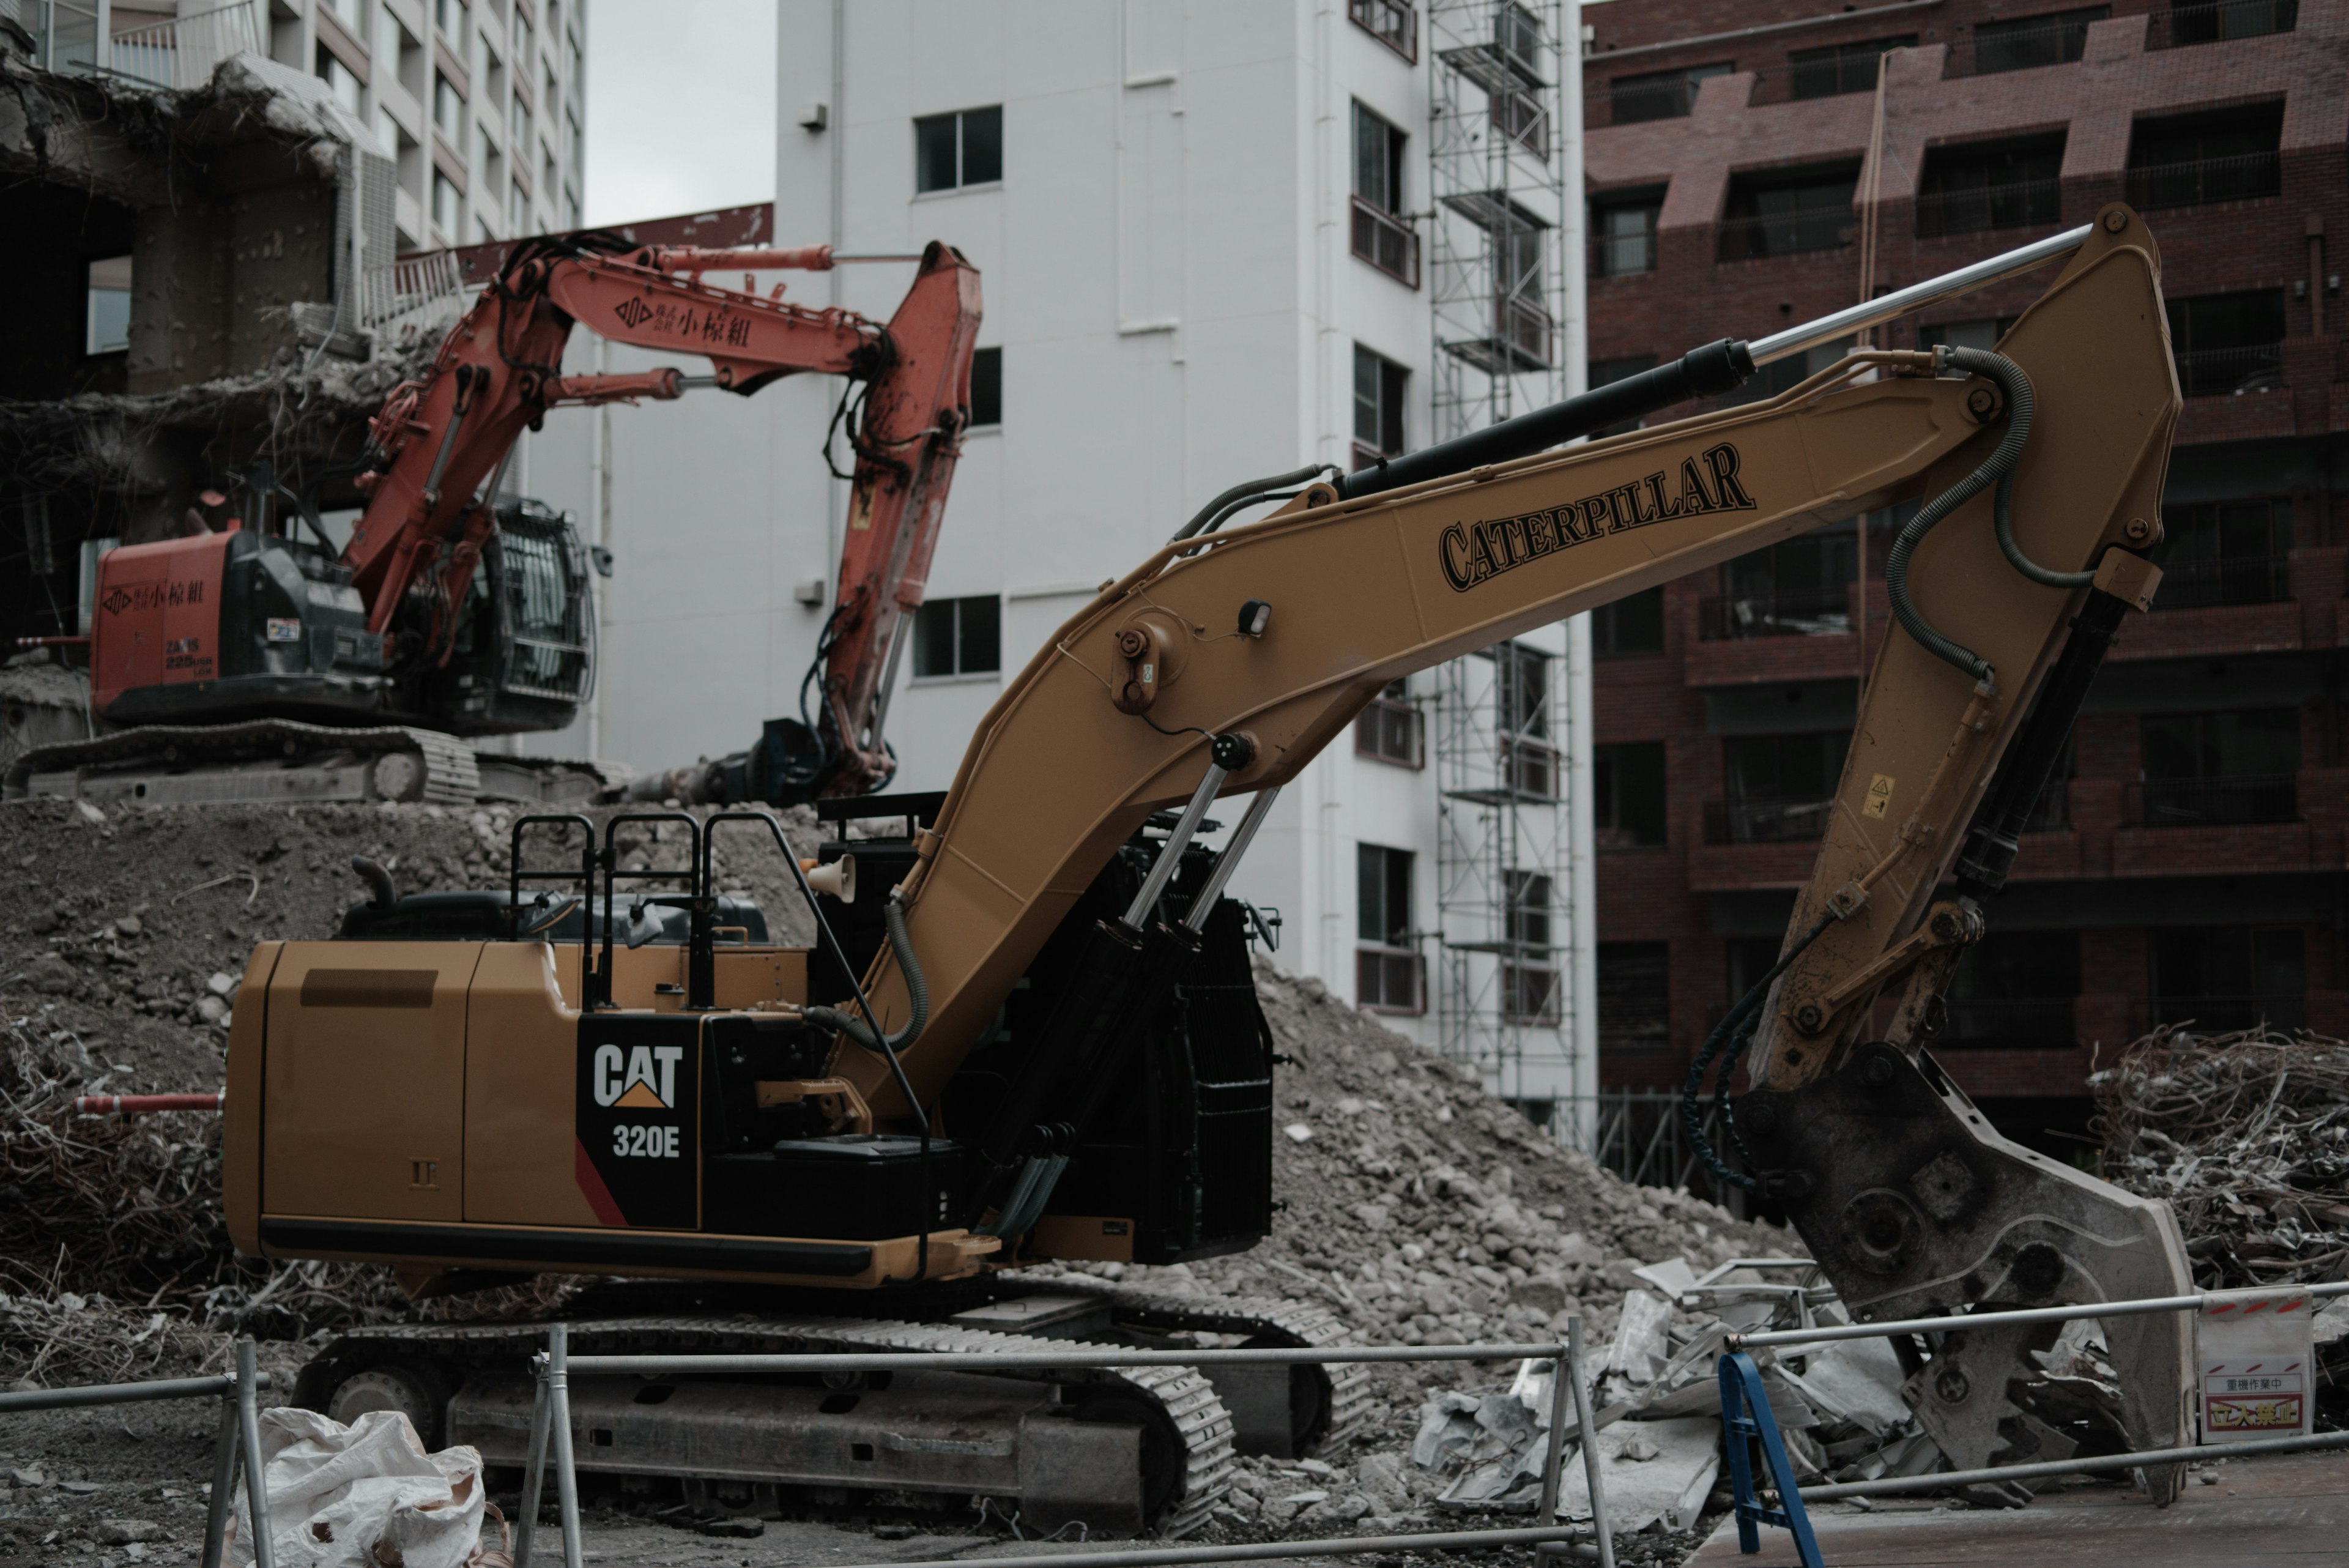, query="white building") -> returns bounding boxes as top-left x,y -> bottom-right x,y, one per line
525,0 -> 1597,1135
